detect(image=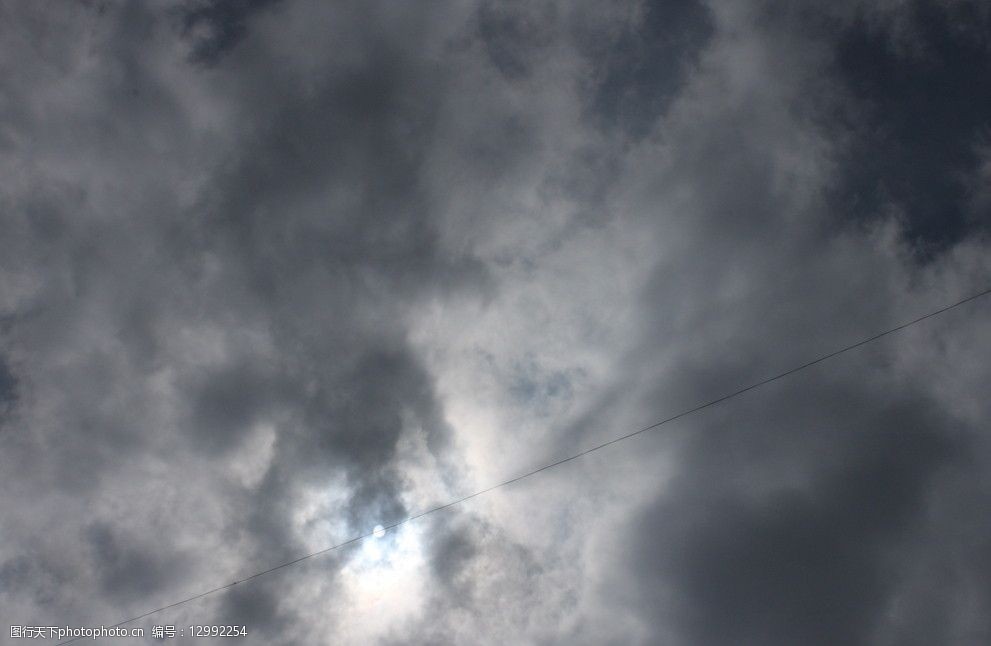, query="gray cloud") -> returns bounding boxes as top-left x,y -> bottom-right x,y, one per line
179,0 -> 283,64
1,1 -> 989,645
